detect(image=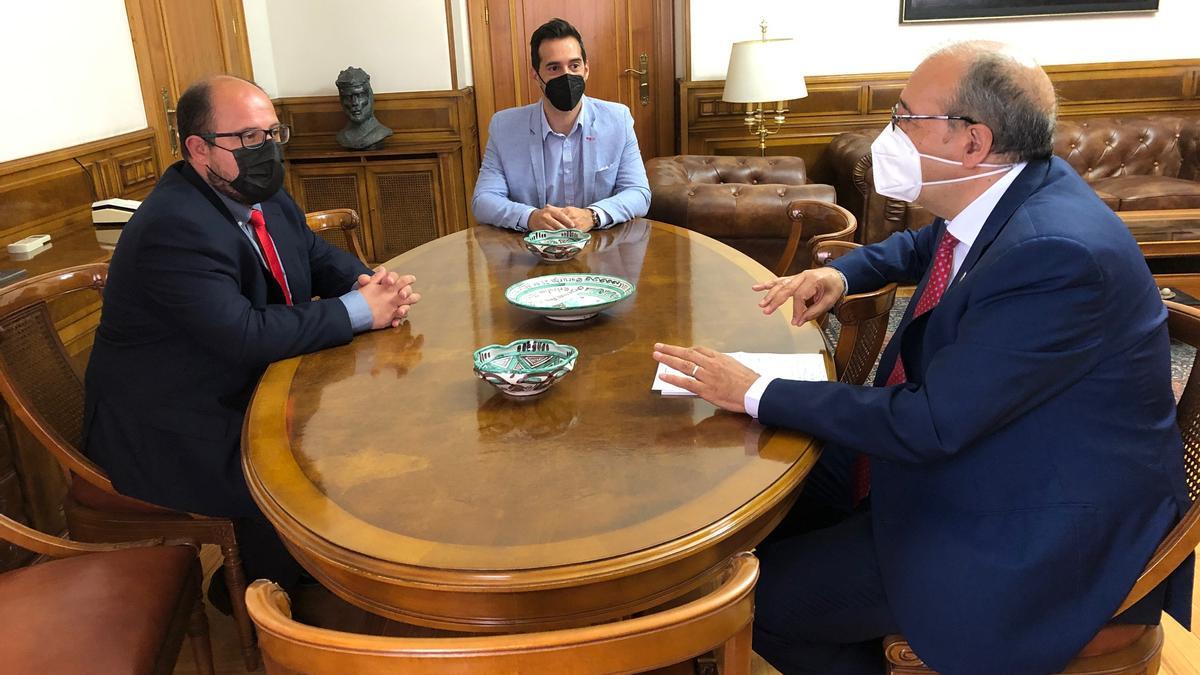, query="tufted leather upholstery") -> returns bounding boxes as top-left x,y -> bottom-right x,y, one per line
830,115 -> 1200,244
0,544 -> 202,674
647,155 -> 840,274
